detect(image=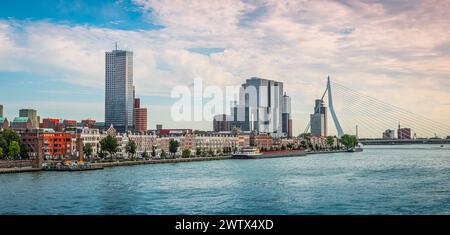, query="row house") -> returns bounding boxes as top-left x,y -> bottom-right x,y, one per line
194,134 -> 240,154
127,133 -> 158,156
250,133 -> 273,149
